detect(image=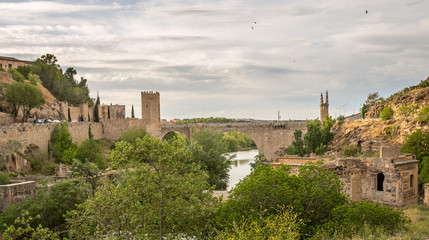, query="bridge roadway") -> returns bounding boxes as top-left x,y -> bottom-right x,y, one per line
160,120 -> 307,160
